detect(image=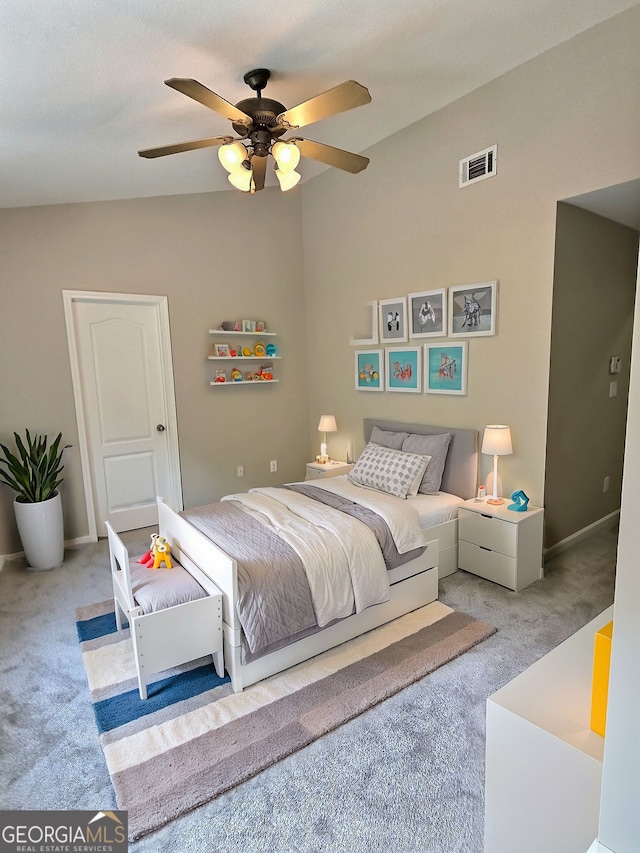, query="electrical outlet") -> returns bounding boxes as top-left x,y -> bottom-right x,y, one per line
609,381 -> 618,398
270,460 -> 278,473
237,465 -> 244,478
603,476 -> 610,493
